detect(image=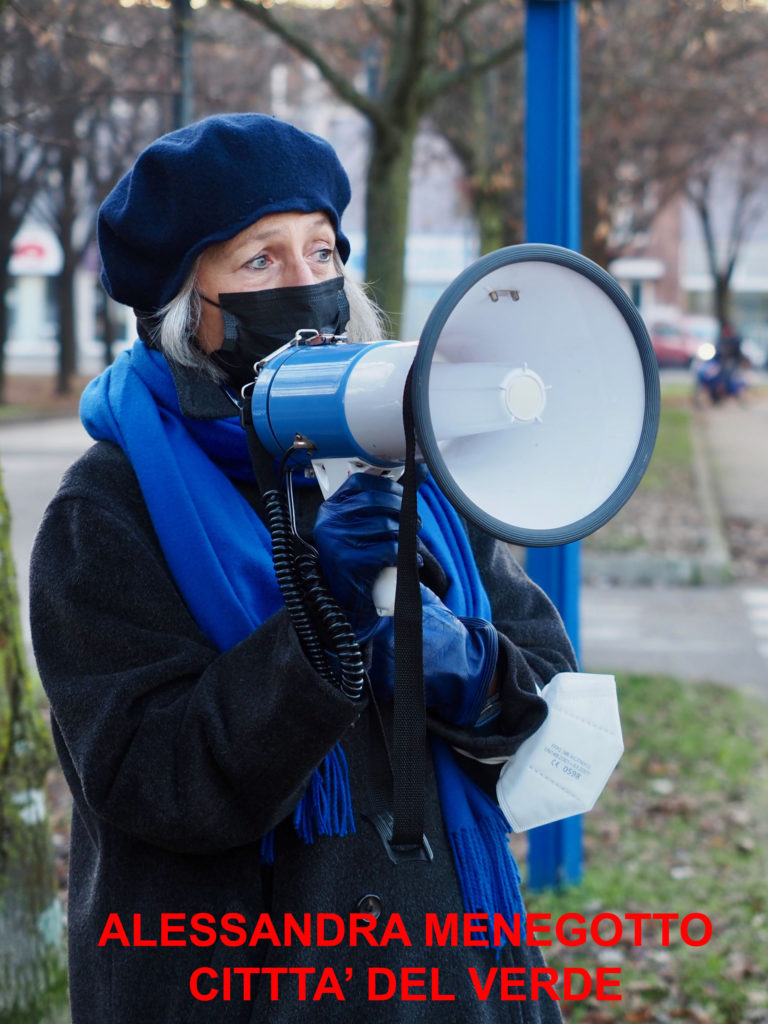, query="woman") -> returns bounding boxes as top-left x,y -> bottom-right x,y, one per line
31,113 -> 577,1023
